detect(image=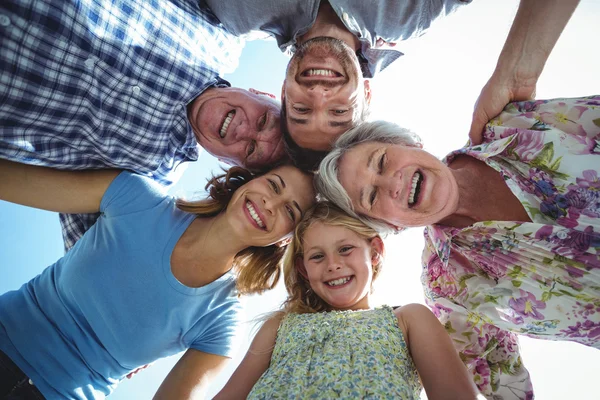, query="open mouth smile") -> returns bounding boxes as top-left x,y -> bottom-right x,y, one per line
325,276 -> 353,287
301,68 -> 344,78
219,110 -> 235,138
245,200 -> 266,229
408,171 -> 423,207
